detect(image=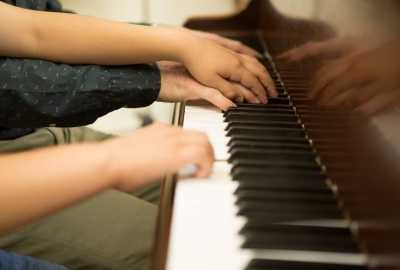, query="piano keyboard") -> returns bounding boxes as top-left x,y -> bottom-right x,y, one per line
166,51 -> 374,269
